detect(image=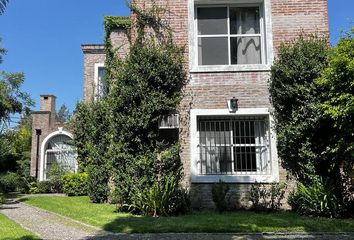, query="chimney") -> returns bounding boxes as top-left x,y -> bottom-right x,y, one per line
40,95 -> 56,113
